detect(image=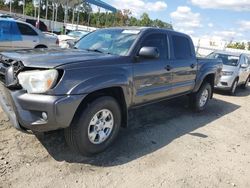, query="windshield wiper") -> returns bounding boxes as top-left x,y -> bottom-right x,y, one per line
85,49 -> 104,53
